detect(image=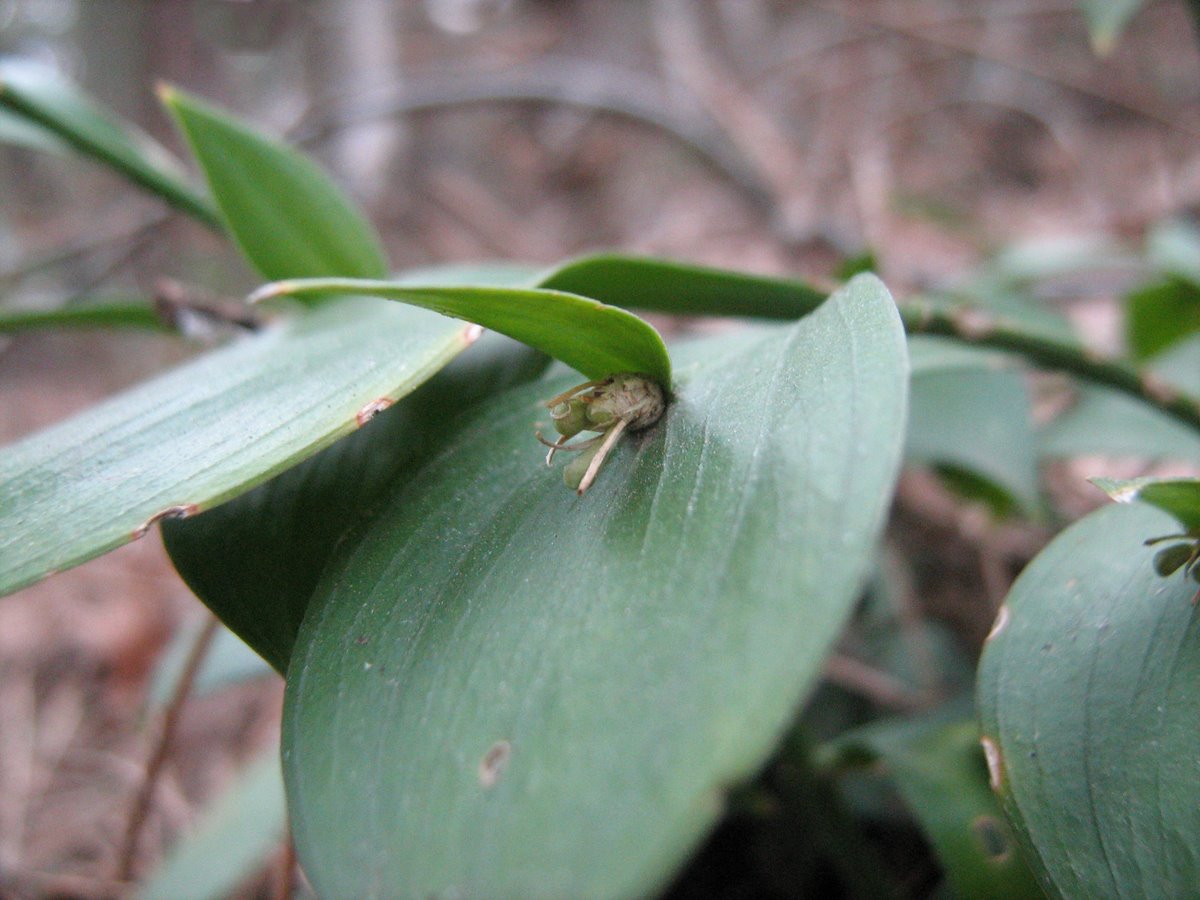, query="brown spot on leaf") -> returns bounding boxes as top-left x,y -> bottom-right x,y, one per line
131,504 -> 198,540
356,397 -> 394,426
971,814 -> 1012,862
478,740 -> 511,789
